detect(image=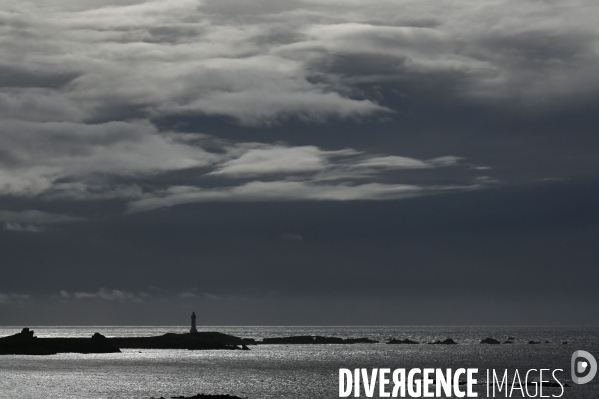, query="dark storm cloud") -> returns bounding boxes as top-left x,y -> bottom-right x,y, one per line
0,209 -> 84,232
1,0 -> 597,205
0,0 -> 598,324
0,66 -> 79,89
